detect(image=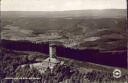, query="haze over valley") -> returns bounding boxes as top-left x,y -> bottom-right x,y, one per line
1,9 -> 127,52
